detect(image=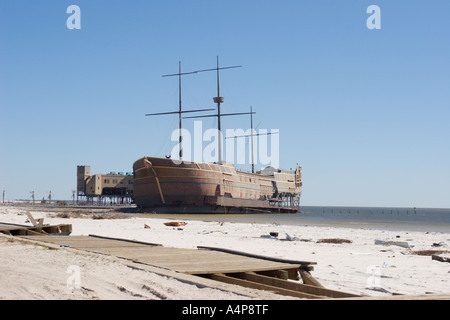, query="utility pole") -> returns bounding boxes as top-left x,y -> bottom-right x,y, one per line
2,190 -> 5,203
